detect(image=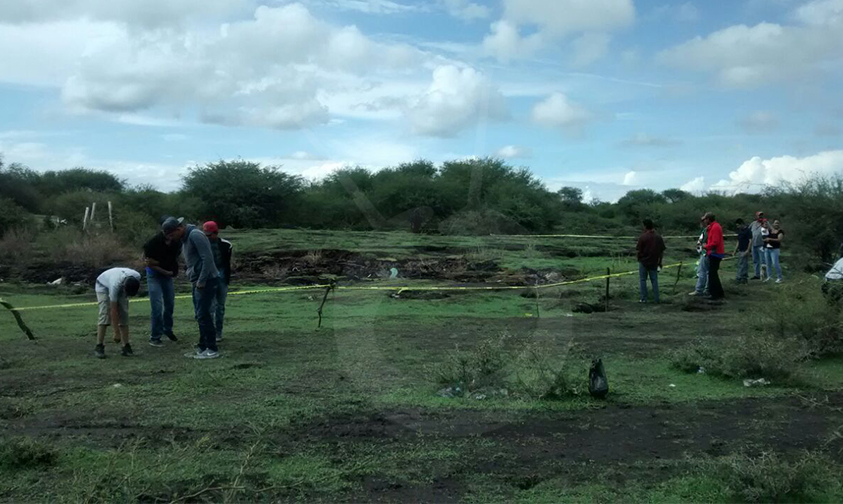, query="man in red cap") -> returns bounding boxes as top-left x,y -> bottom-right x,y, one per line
749,211 -> 767,279
203,221 -> 233,343
703,212 -> 725,300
